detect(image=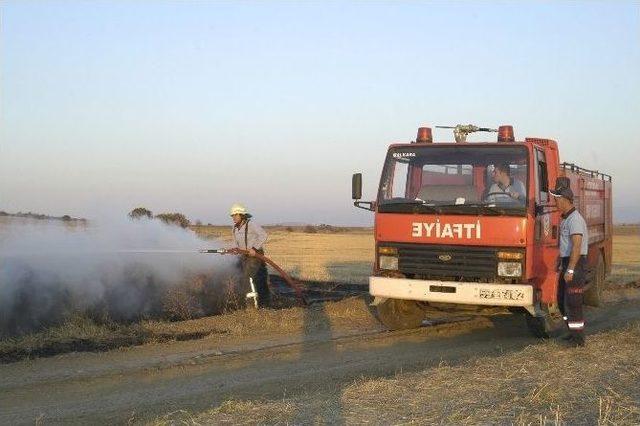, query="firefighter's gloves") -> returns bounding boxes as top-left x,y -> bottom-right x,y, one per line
248,248 -> 257,257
